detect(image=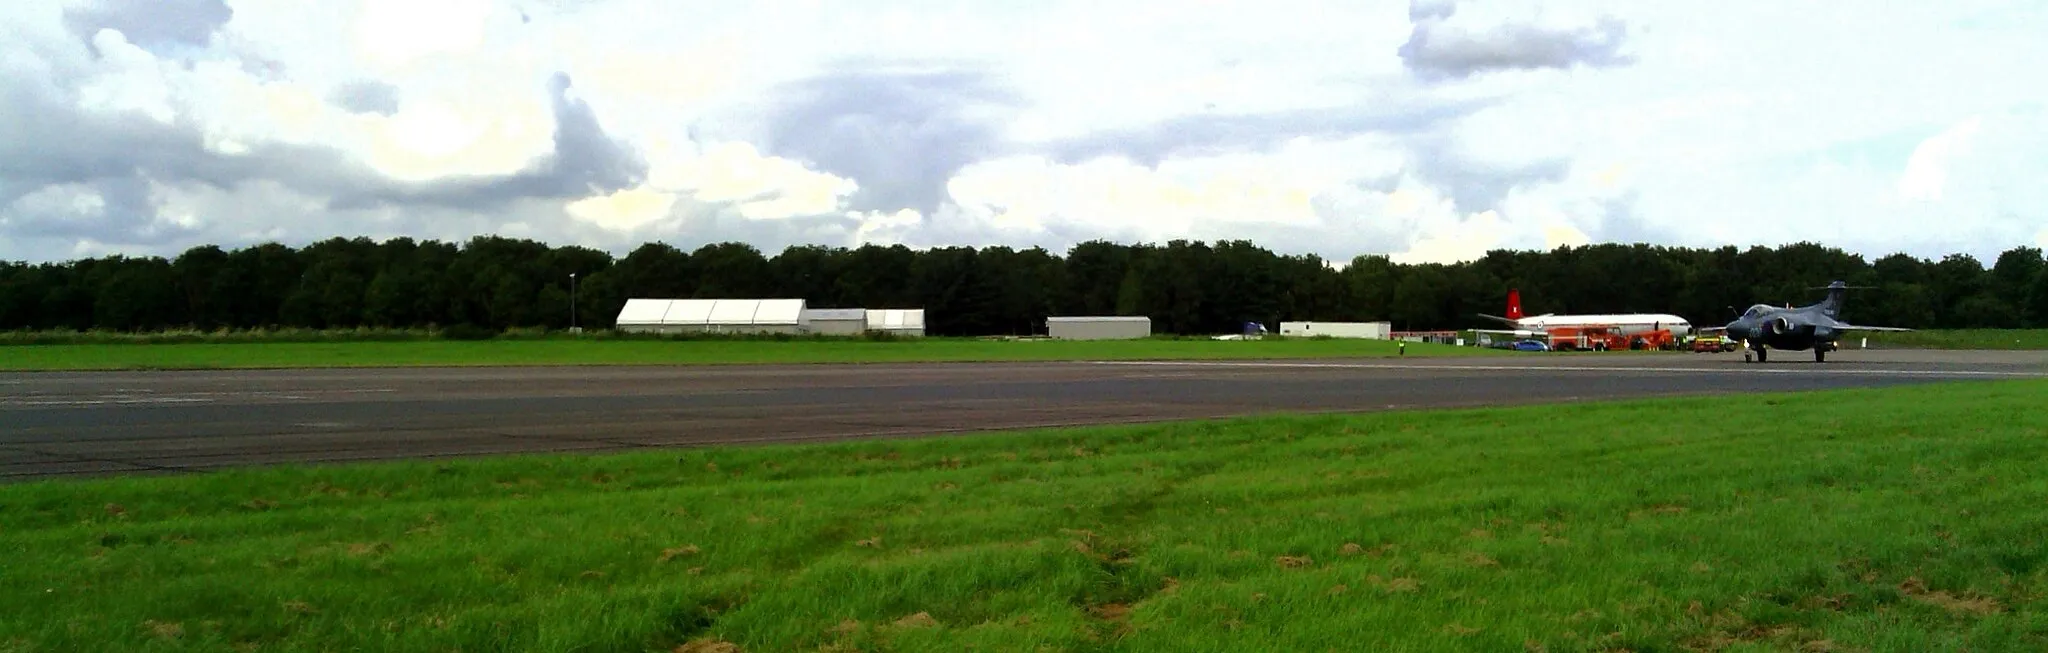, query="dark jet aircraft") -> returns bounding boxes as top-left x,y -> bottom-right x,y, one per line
1716,281 -> 1912,363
